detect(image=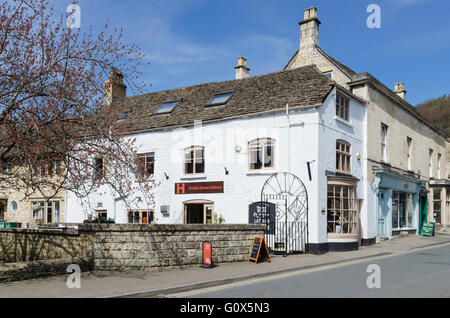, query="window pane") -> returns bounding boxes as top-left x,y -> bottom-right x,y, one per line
264,143 -> 274,168
206,92 -> 233,106
155,101 -> 179,114
54,201 -> 60,223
